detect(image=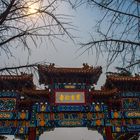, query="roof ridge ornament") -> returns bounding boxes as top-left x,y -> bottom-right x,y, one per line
48,63 -> 55,69
82,63 -> 93,70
